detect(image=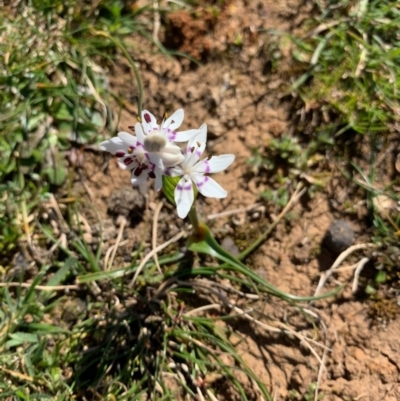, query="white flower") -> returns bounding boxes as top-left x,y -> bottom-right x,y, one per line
136,109 -> 202,168
100,127 -> 163,191
166,124 -> 235,218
